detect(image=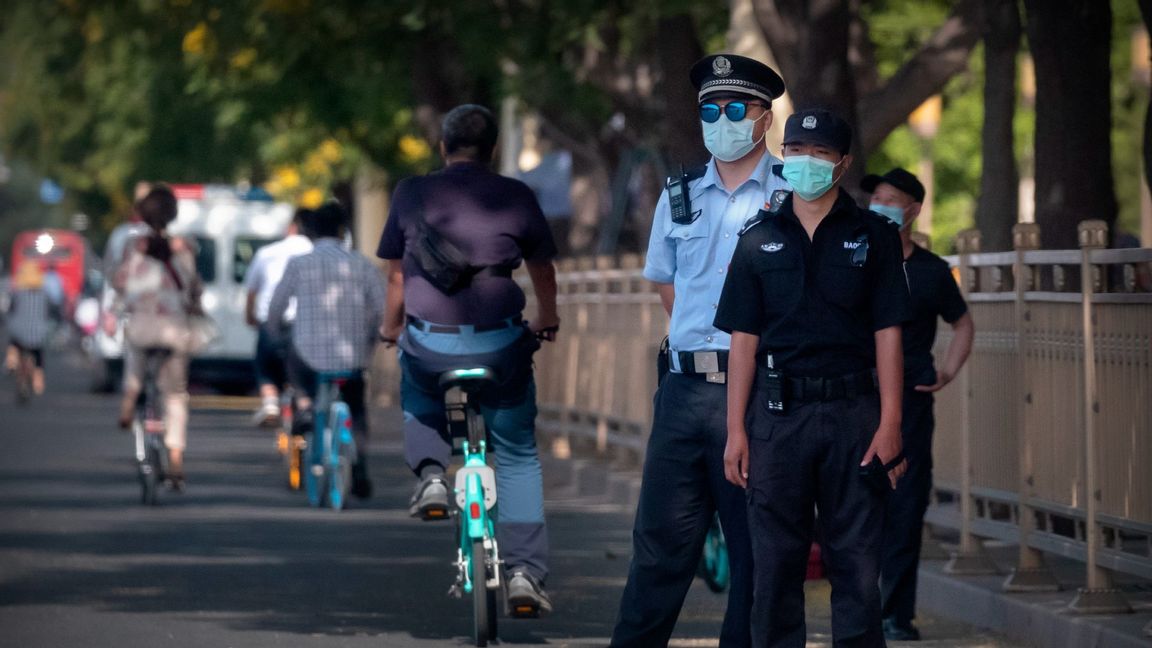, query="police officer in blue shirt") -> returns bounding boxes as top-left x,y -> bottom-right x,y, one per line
610,54 -> 789,648
715,109 -> 911,648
